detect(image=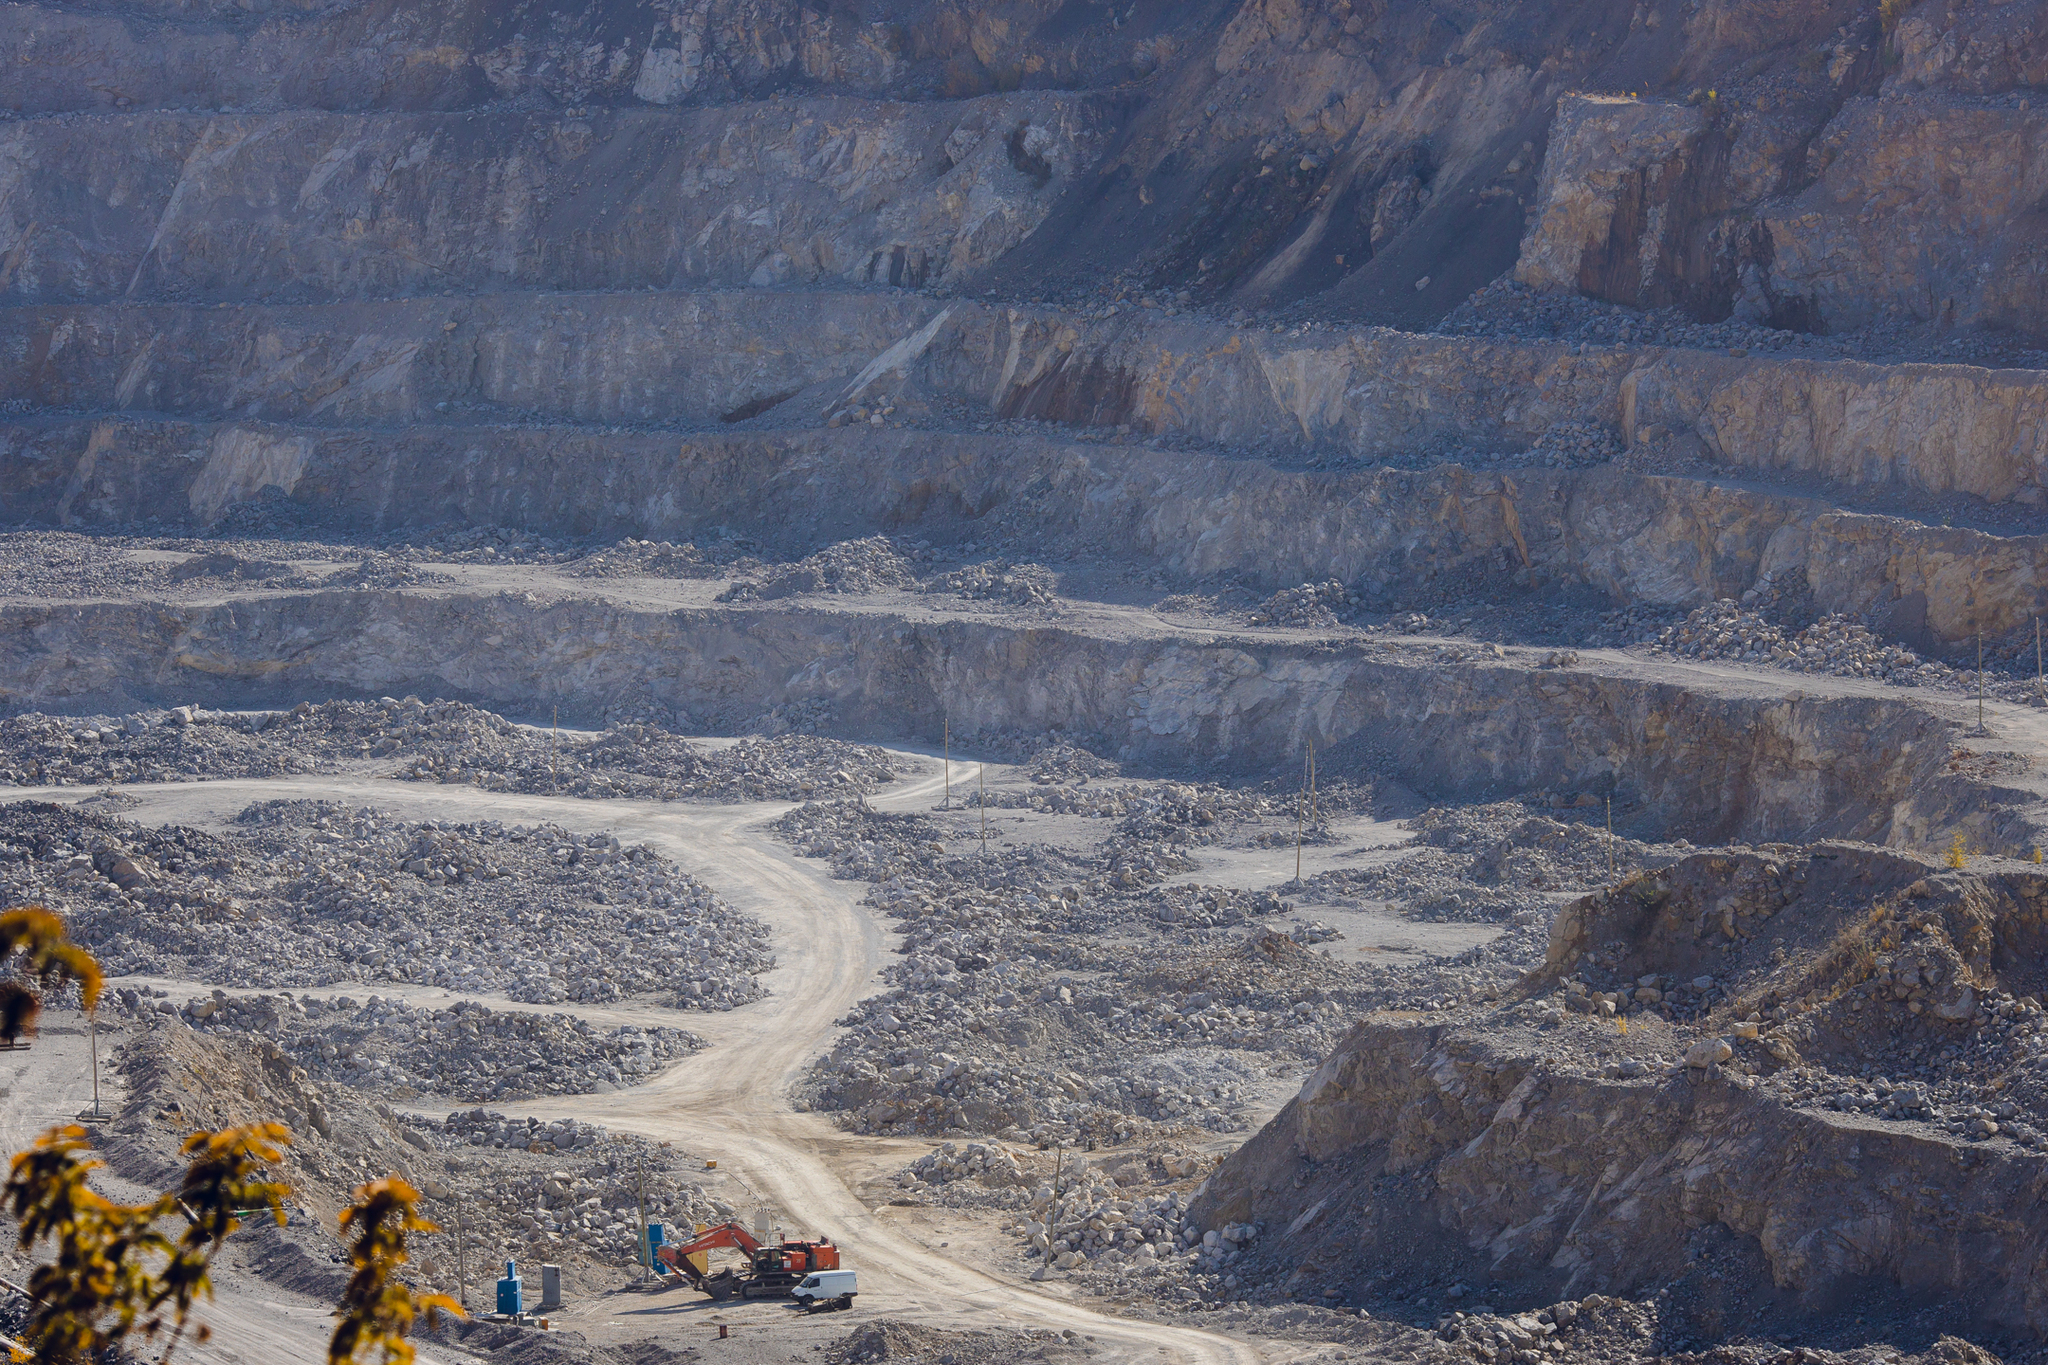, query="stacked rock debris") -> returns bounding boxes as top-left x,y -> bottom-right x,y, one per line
0,697 -> 901,802
0,799 -> 772,1008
